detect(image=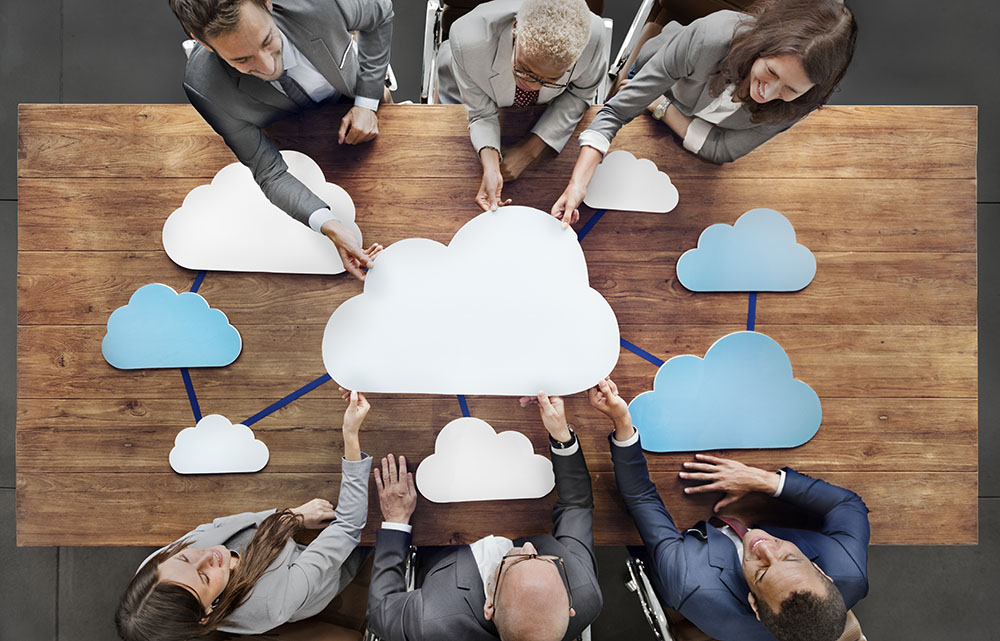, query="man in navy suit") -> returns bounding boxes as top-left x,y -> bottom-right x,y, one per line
589,378 -> 870,641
